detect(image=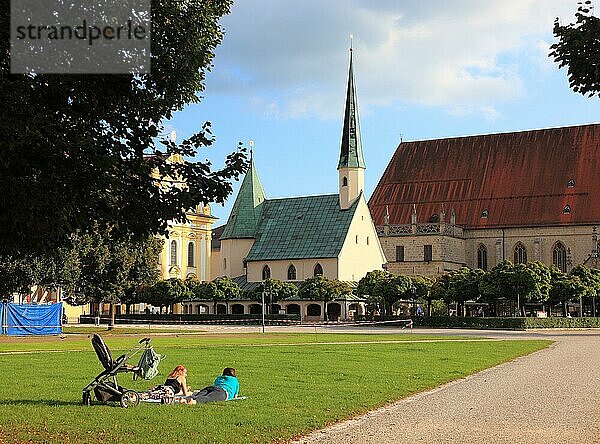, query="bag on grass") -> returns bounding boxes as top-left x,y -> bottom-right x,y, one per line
134,346 -> 164,380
